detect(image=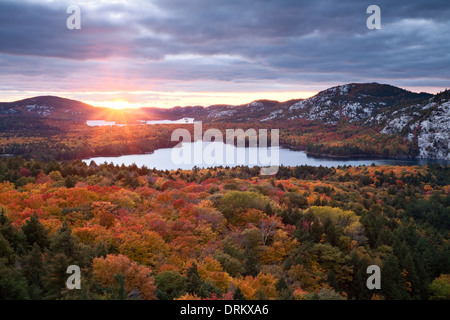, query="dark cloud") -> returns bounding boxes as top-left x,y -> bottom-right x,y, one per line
0,0 -> 449,97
